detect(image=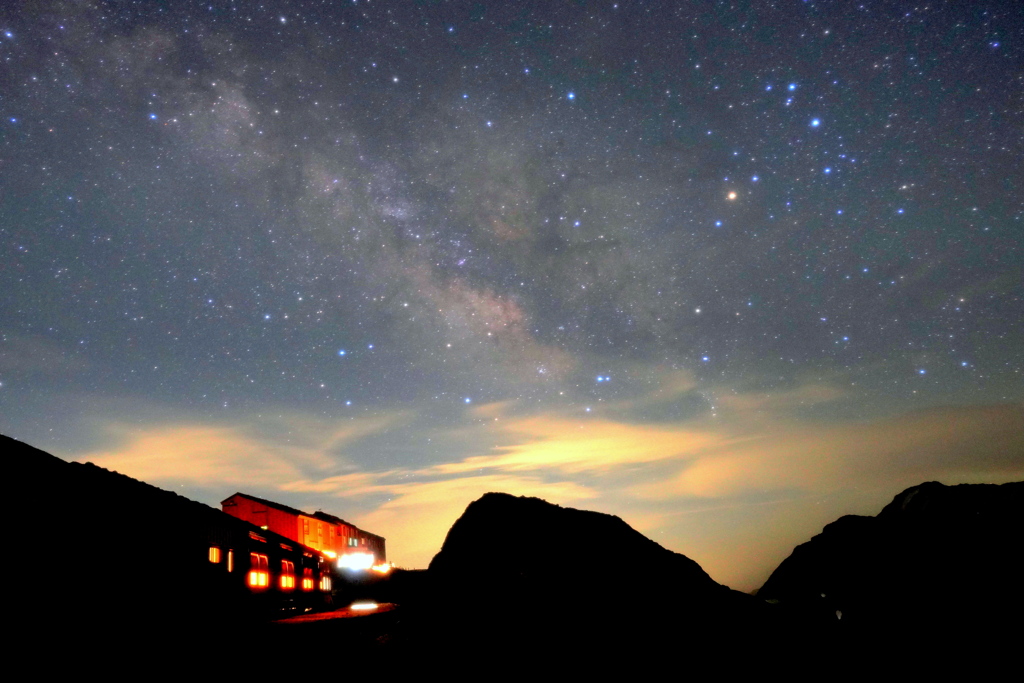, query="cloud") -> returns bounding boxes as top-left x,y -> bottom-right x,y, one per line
713,382 -> 845,417
634,402 -> 1024,500
74,412 -> 401,489
77,423 -> 308,488
63,383 -> 1024,583
431,413 -> 725,476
